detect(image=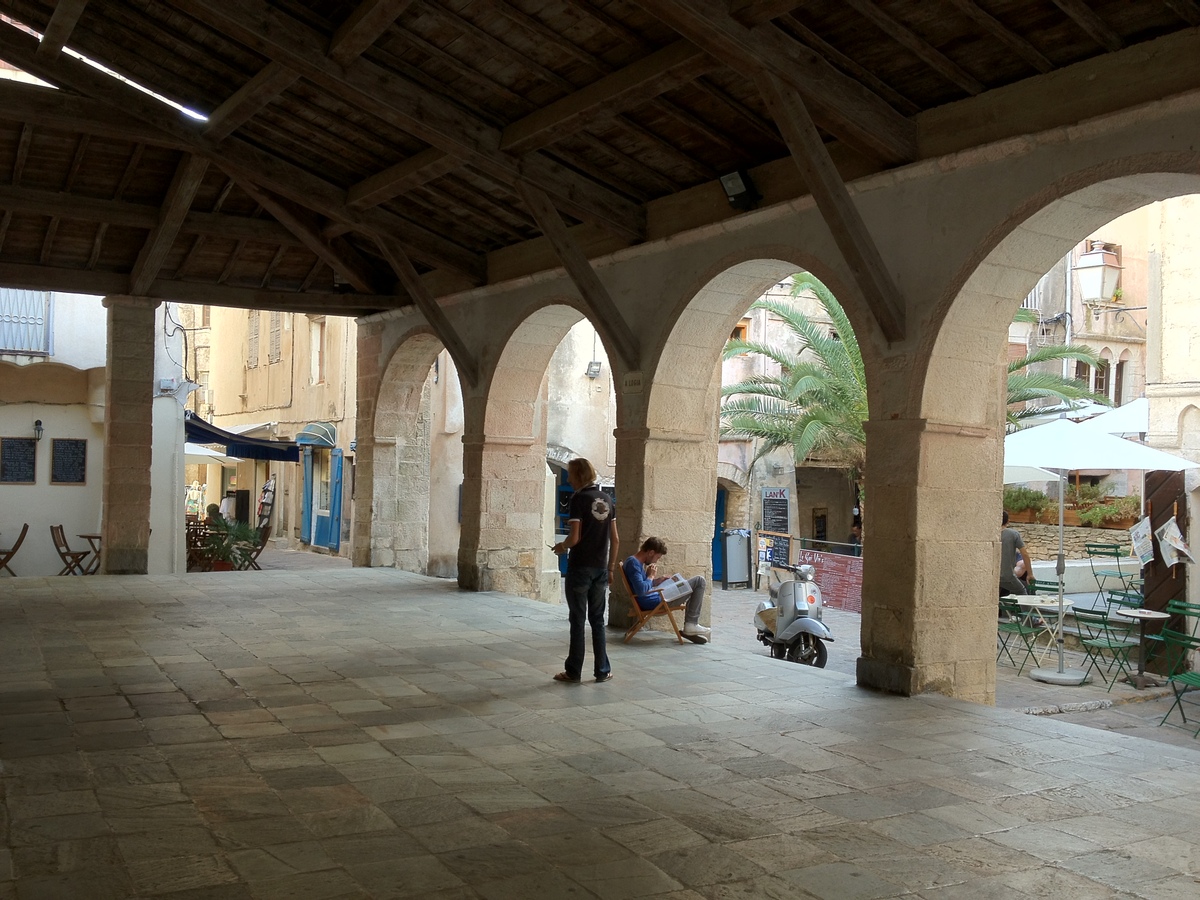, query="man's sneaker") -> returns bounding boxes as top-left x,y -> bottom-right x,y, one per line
683,623 -> 711,637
